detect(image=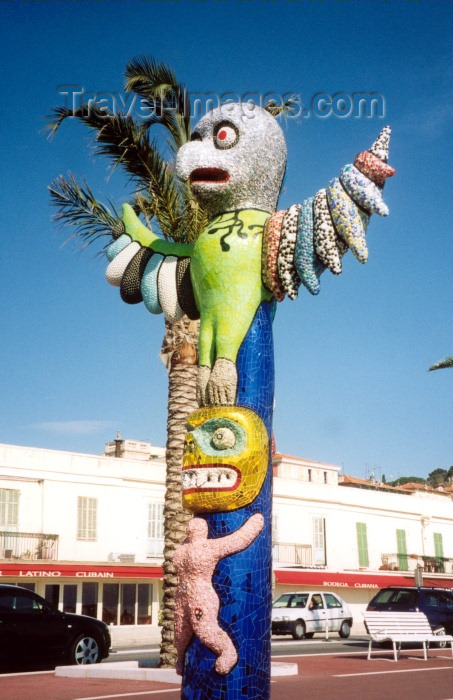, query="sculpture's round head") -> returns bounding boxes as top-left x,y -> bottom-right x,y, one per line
176,102 -> 287,216
182,405 -> 269,513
